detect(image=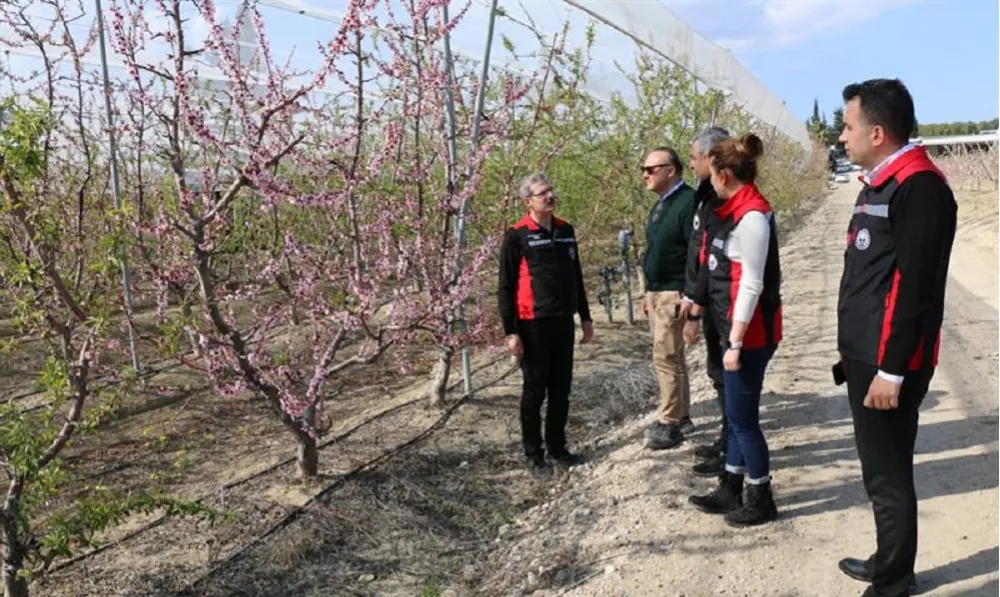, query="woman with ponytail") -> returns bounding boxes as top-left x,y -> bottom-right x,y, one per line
687,133 -> 783,527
